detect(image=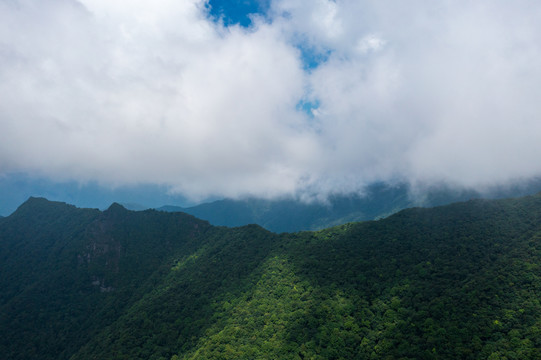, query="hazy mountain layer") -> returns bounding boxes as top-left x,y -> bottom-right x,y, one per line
1,194 -> 541,359
160,180 -> 541,232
